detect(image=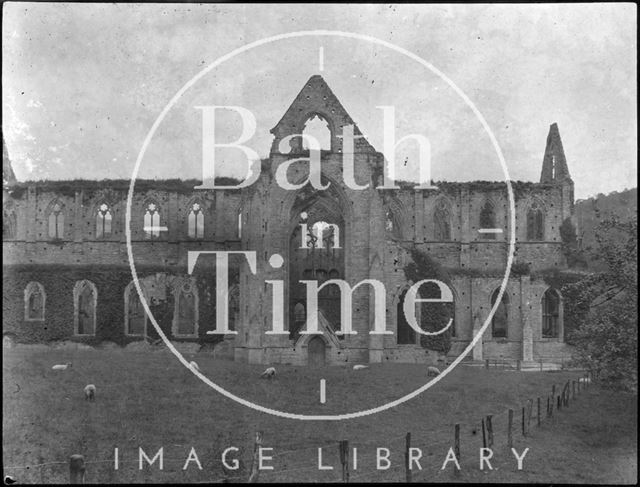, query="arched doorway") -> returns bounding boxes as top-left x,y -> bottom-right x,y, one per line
308,336 -> 326,367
